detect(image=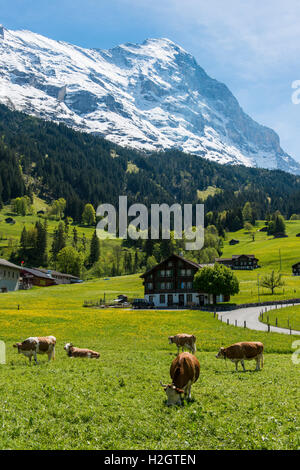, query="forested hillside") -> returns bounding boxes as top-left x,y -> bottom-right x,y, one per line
1,104 -> 300,224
